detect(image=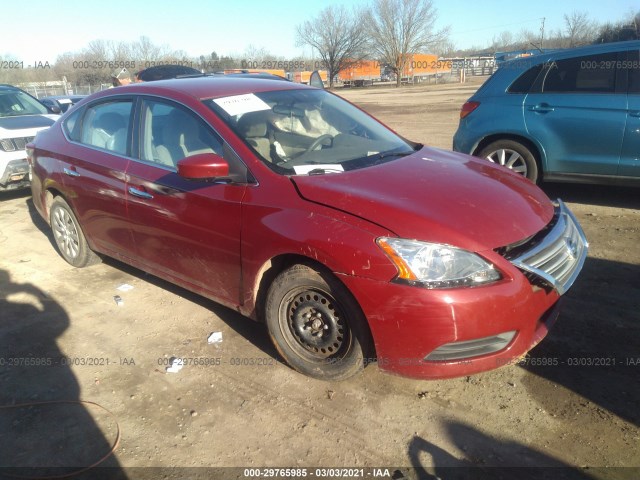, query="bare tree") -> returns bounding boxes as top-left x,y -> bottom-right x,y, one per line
564,11 -> 597,47
432,38 -> 456,57
491,31 -> 514,51
596,10 -> 640,43
516,28 -> 542,51
296,5 -> 369,87
367,0 -> 450,87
